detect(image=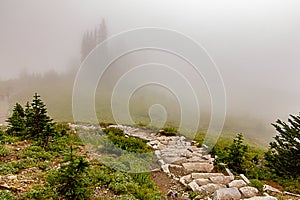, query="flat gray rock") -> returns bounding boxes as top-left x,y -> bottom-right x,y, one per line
200,183 -> 226,194
209,175 -> 231,185
213,187 -> 242,200
240,186 -> 259,198
195,178 -> 211,186
179,174 -> 192,186
244,196 -> 277,200
191,173 -> 224,179
240,174 -> 250,184
263,184 -> 282,194
182,162 -> 214,173
188,180 -> 202,192
228,180 -> 247,188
